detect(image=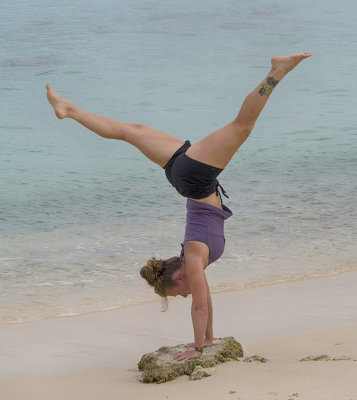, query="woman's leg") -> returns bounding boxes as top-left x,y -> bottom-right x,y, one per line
46,84 -> 184,167
186,52 -> 311,169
